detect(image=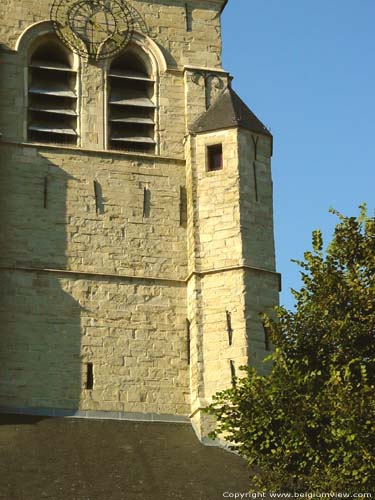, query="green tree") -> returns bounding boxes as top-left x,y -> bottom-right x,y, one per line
207,206 -> 375,493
